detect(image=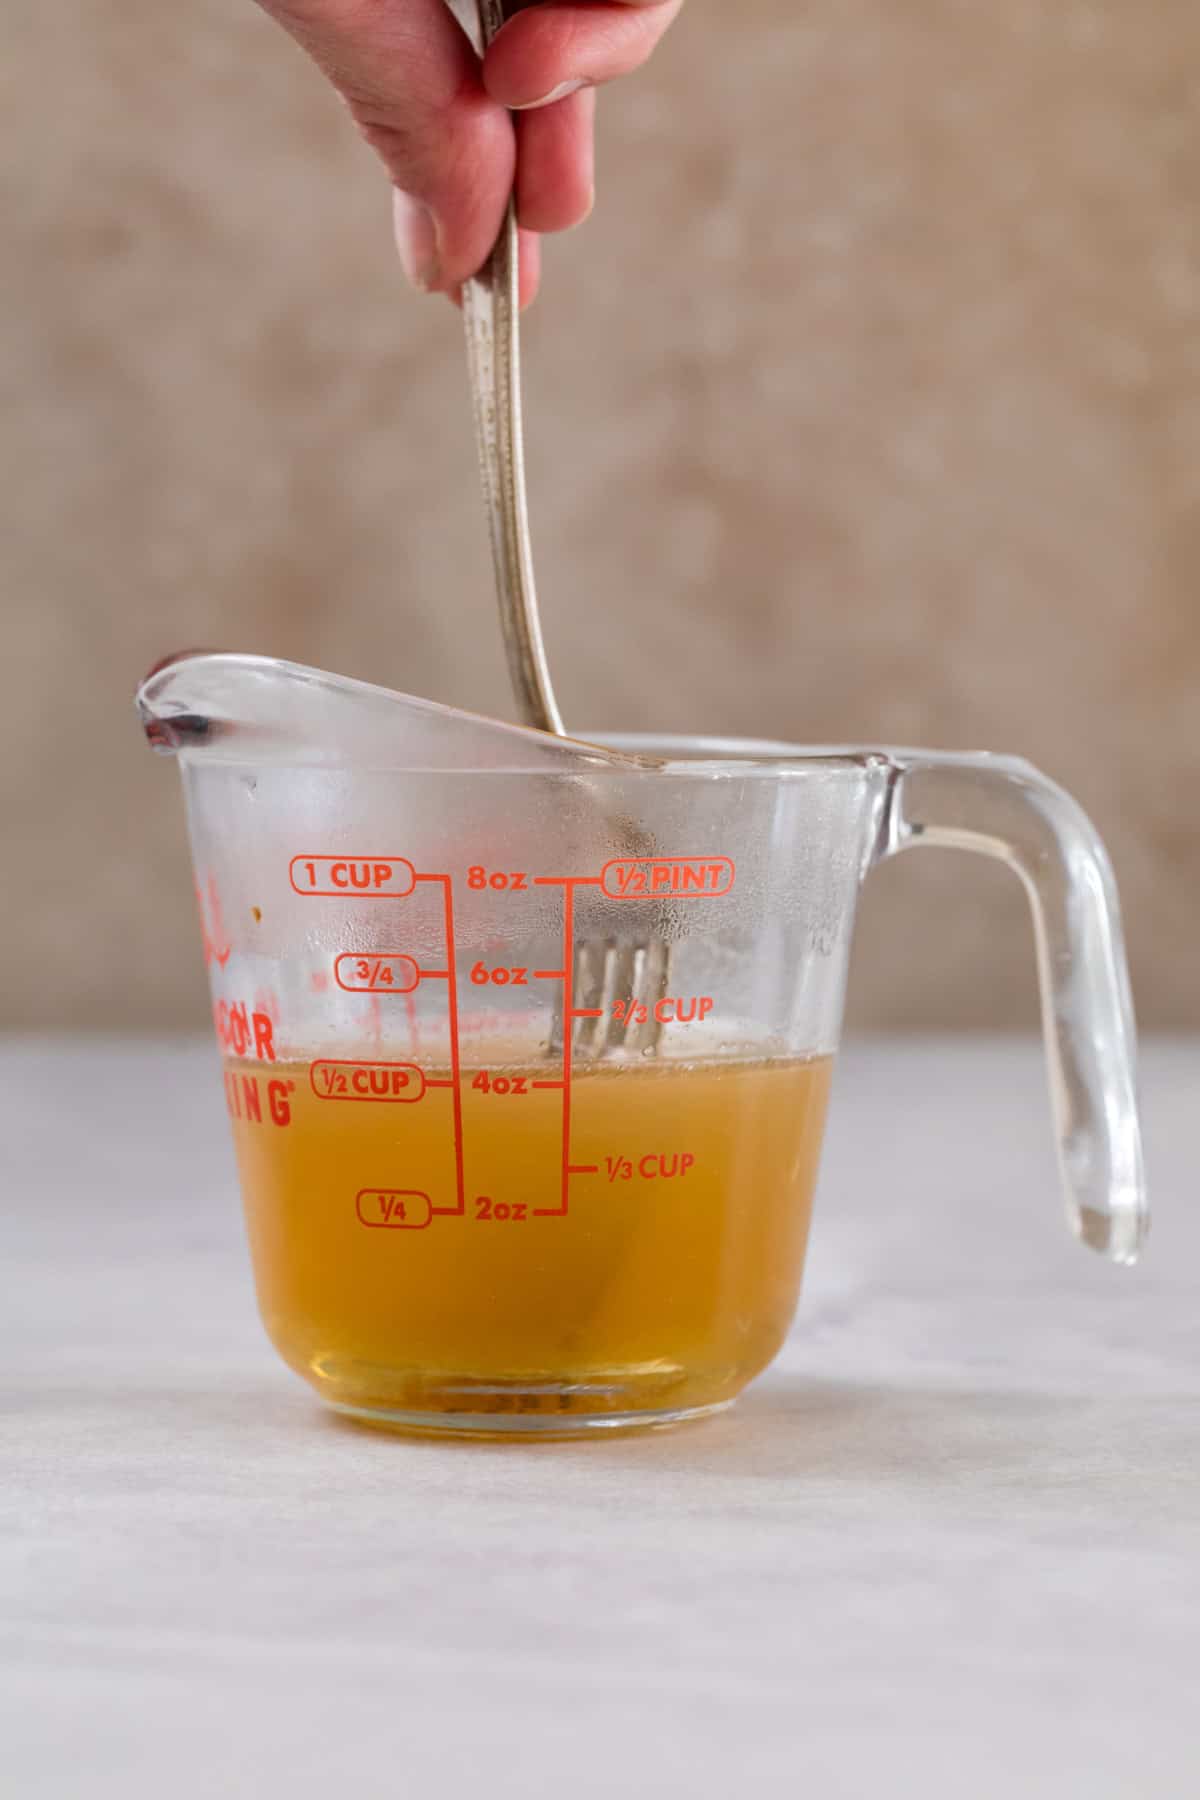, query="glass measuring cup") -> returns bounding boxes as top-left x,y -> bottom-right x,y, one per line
138,653 -> 1147,1436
